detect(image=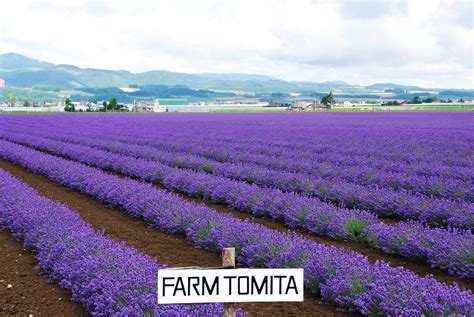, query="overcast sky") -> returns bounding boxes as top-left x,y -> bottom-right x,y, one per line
1,0 -> 473,88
